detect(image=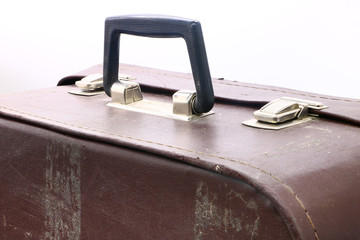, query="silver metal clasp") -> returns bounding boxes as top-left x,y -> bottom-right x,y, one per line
111,80 -> 143,104
75,73 -> 104,91
243,97 -> 328,130
69,74 -> 136,96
